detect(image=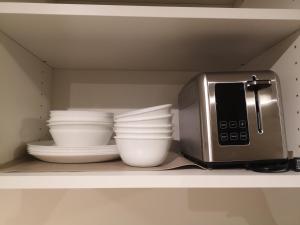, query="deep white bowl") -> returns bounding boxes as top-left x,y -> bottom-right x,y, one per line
114,104 -> 172,120
115,114 -> 172,126
115,137 -> 172,167
114,124 -> 172,133
49,127 -> 113,146
115,131 -> 173,138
